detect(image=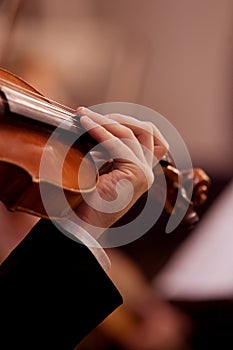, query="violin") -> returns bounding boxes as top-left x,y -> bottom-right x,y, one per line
0,67 -> 210,228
